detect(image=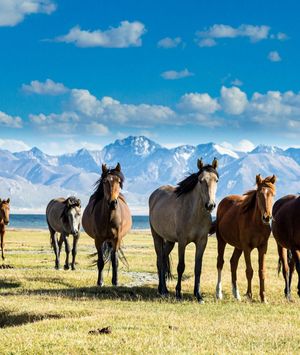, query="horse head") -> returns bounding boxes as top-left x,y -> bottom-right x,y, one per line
61,197 -> 81,236
256,174 -> 276,225
197,158 -> 219,212
101,163 -> 124,211
0,198 -> 10,226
